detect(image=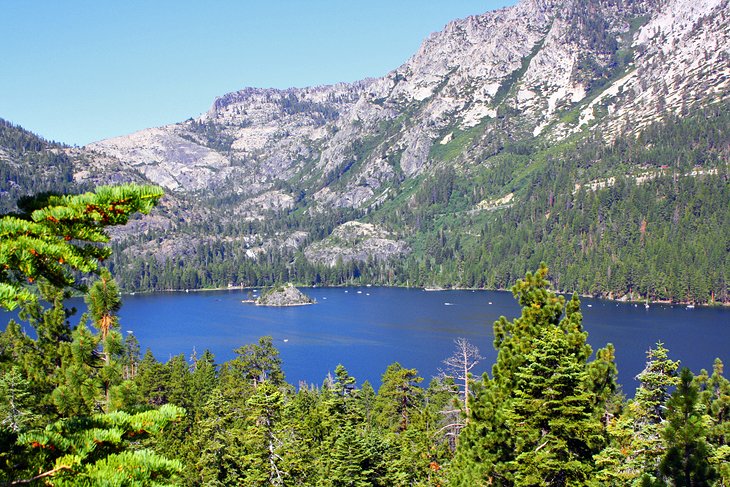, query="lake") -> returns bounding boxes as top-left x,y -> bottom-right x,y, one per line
6,287 -> 729,393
